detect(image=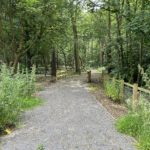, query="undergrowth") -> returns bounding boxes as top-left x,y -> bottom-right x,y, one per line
0,64 -> 42,133
88,83 -> 100,93
104,79 -> 120,102
20,97 -> 43,110
116,99 -> 150,150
